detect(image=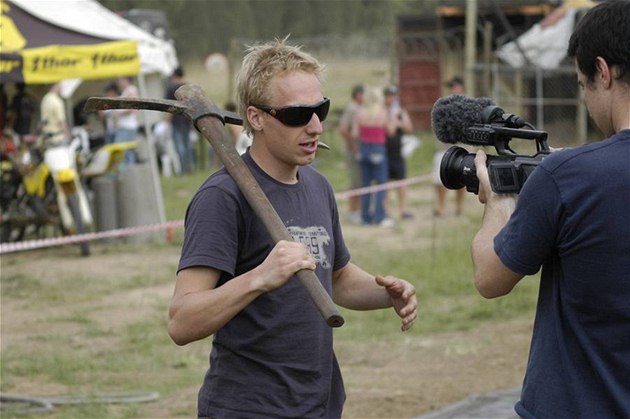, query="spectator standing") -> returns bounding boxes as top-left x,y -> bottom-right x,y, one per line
168,38 -> 417,418
353,86 -> 395,227
224,100 -> 251,156
471,1 -> 630,417
223,101 -> 243,148
40,82 -> 68,145
99,82 -> 120,145
384,85 -> 414,220
165,66 -> 193,174
433,75 -> 466,216
338,84 -> 364,224
8,82 -> 36,139
0,84 -> 8,133
113,77 -> 140,165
